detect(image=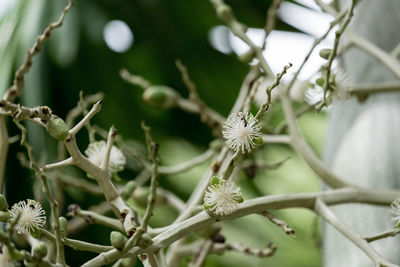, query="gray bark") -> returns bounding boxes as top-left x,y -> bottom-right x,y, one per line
323,0 -> 400,266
